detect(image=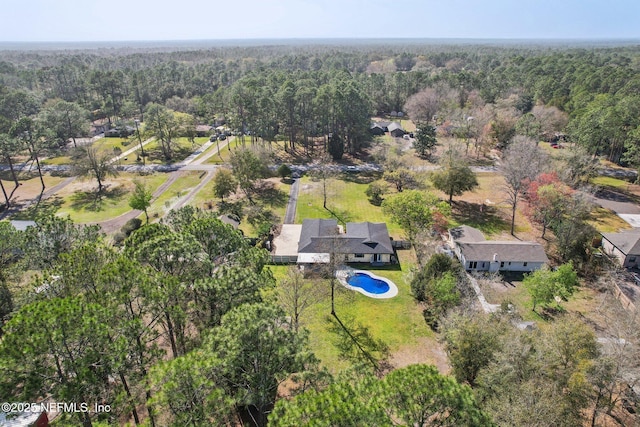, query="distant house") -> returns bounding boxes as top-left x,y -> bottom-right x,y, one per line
195,125 -> 213,137
601,230 -> 640,268
449,225 -> 548,272
370,122 -> 386,136
90,119 -> 110,136
297,219 -> 394,265
387,122 -> 406,138
104,126 -> 135,138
